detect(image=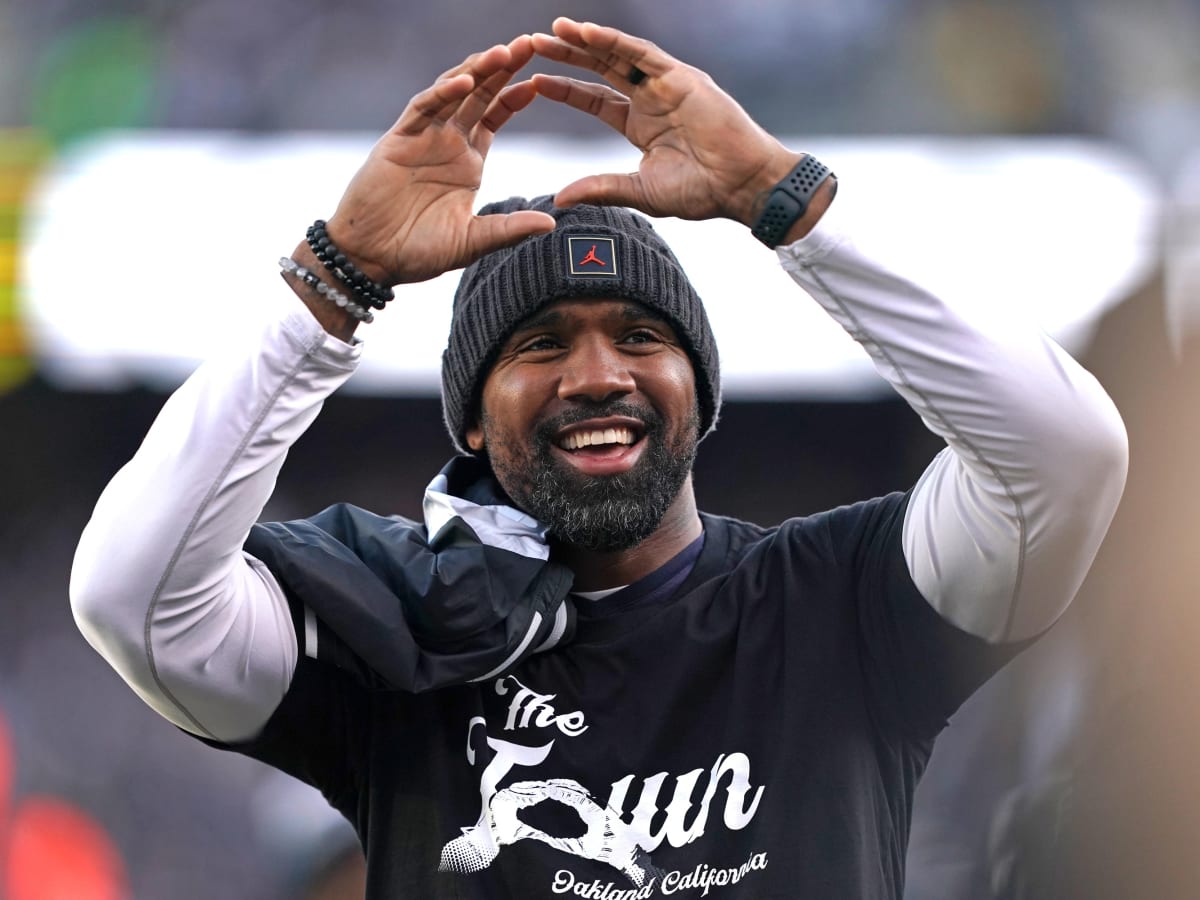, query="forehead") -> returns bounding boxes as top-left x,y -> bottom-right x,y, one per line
509,297 -> 673,334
